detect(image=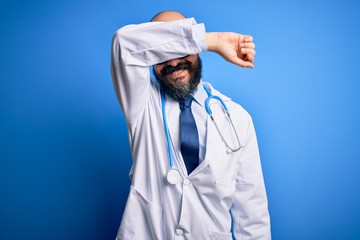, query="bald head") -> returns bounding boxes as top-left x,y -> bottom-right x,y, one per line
151,11 -> 186,22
